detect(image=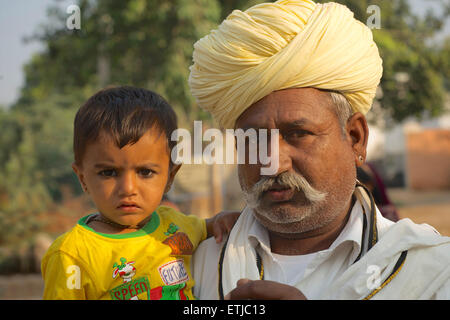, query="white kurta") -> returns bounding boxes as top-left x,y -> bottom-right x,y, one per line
192,188 -> 450,300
